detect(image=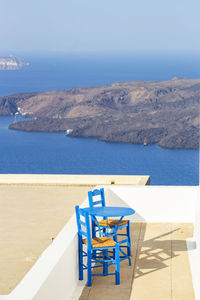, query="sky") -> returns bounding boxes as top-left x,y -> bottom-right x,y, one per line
0,0 -> 200,54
